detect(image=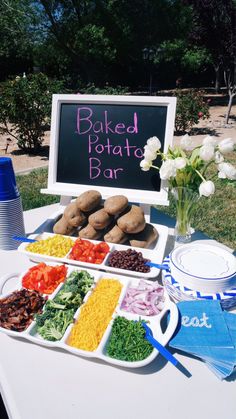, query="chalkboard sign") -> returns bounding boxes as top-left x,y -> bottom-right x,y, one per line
43,94 -> 176,205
